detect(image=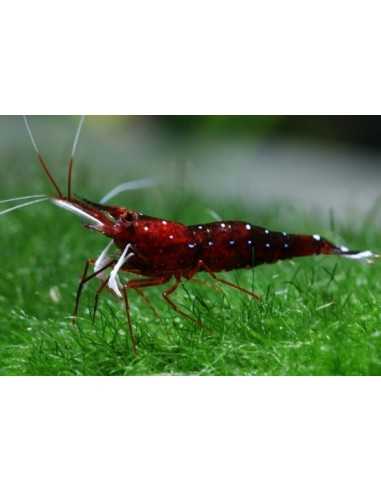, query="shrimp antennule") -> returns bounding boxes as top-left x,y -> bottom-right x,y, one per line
67,115 -> 85,200
0,197 -> 48,217
100,177 -> 157,204
0,194 -> 46,204
23,116 -> 63,198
